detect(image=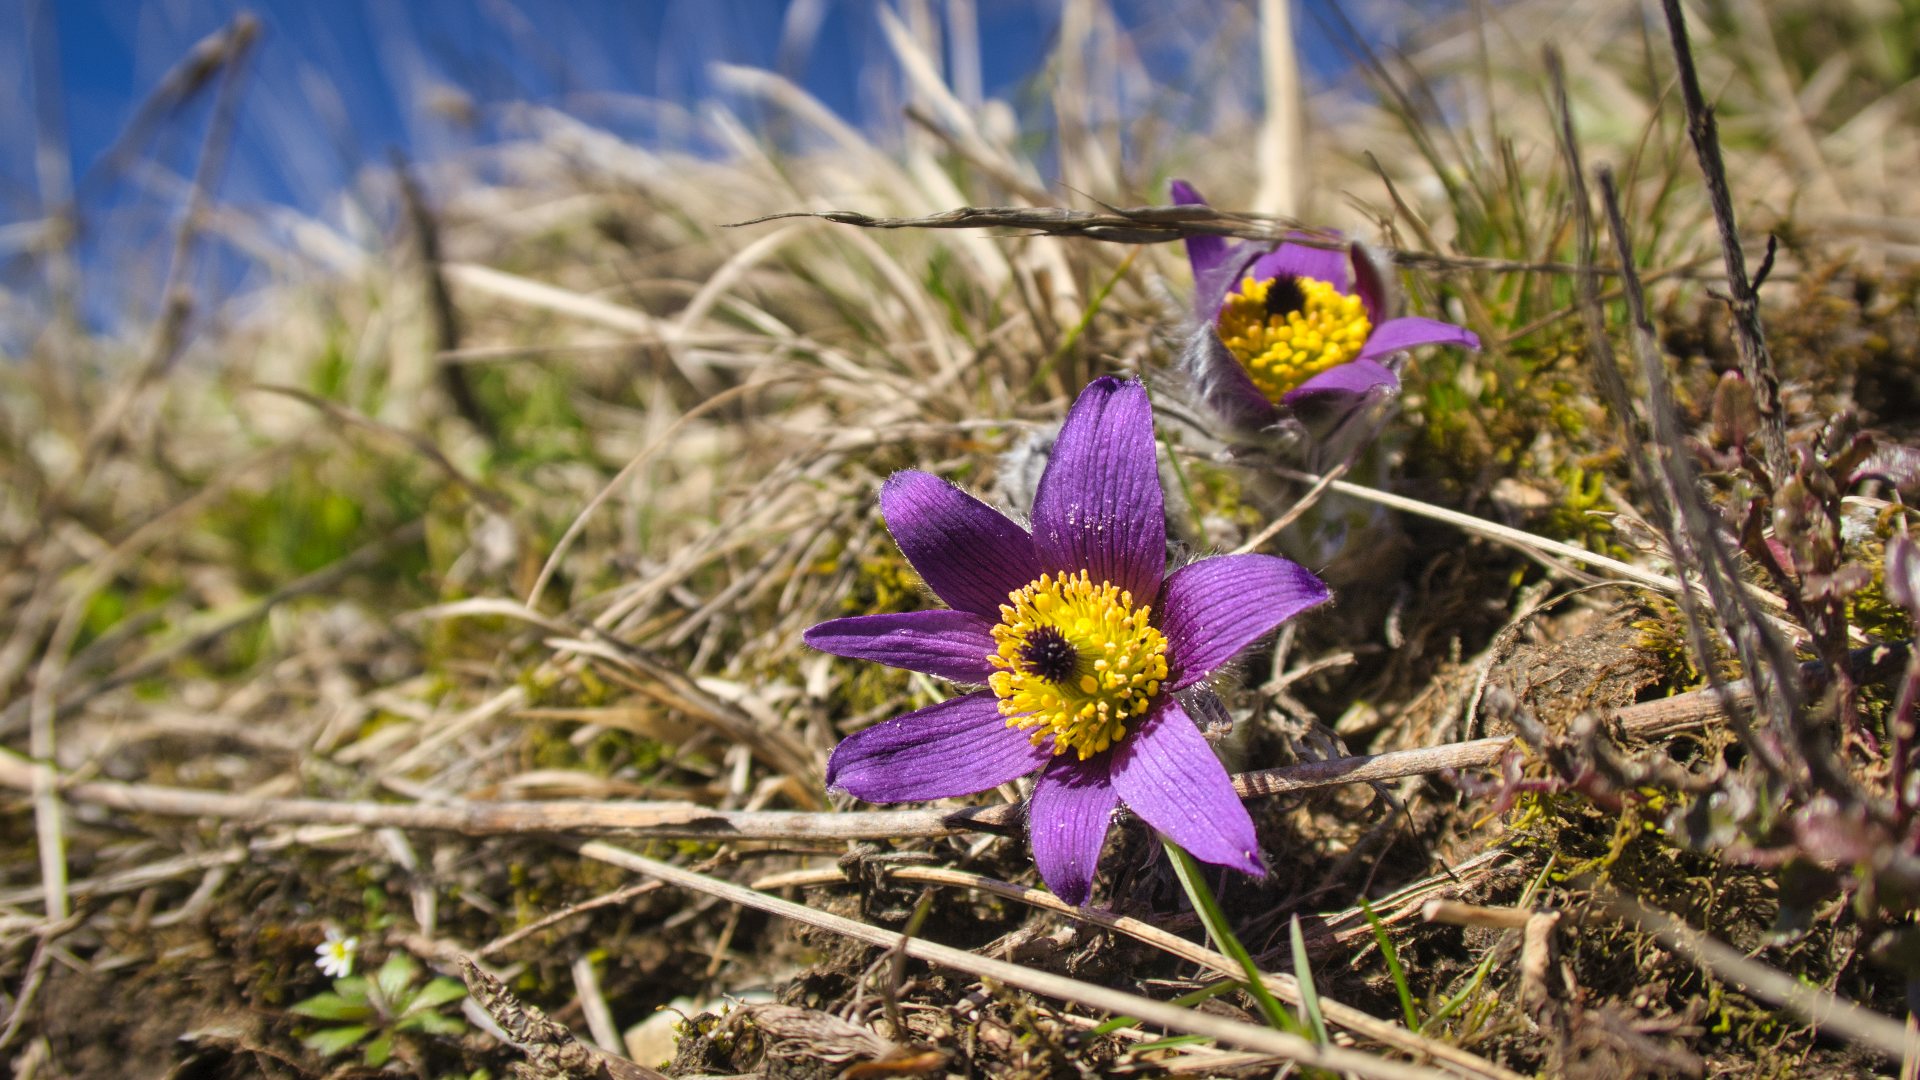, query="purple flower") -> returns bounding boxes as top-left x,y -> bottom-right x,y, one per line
1171,179 -> 1480,431
805,377 -> 1330,904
